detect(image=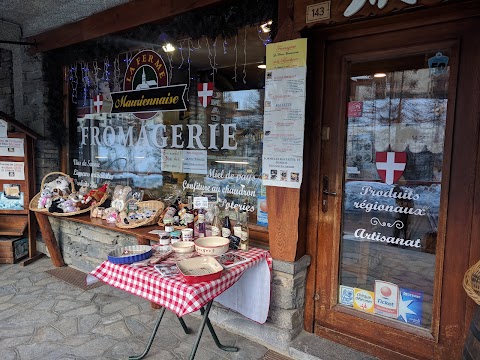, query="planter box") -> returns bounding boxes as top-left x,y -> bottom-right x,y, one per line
0,236 -> 28,264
